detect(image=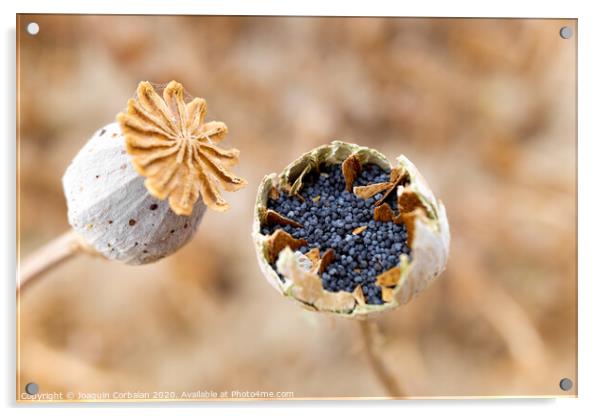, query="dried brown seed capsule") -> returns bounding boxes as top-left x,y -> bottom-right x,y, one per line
252,141 -> 450,318
63,81 -> 247,265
